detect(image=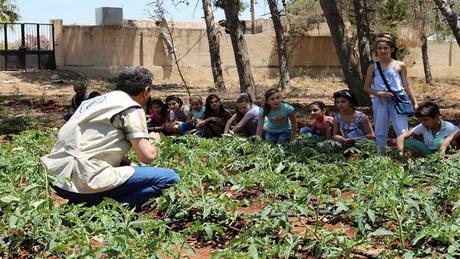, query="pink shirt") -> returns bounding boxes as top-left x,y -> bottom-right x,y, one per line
312,115 -> 334,136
